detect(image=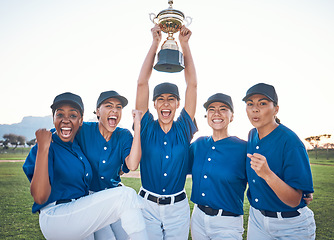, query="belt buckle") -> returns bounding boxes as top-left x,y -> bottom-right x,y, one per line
157,196 -> 166,205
